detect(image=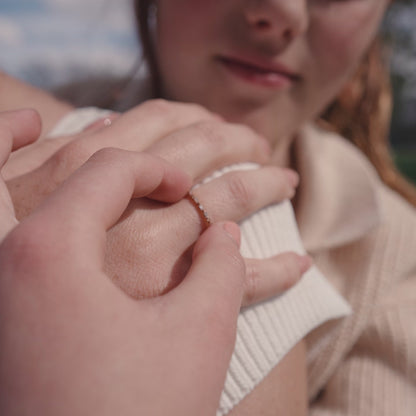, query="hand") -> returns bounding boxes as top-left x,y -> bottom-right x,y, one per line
2,112 -> 120,180
6,100 -> 311,303
0,111 -> 253,415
